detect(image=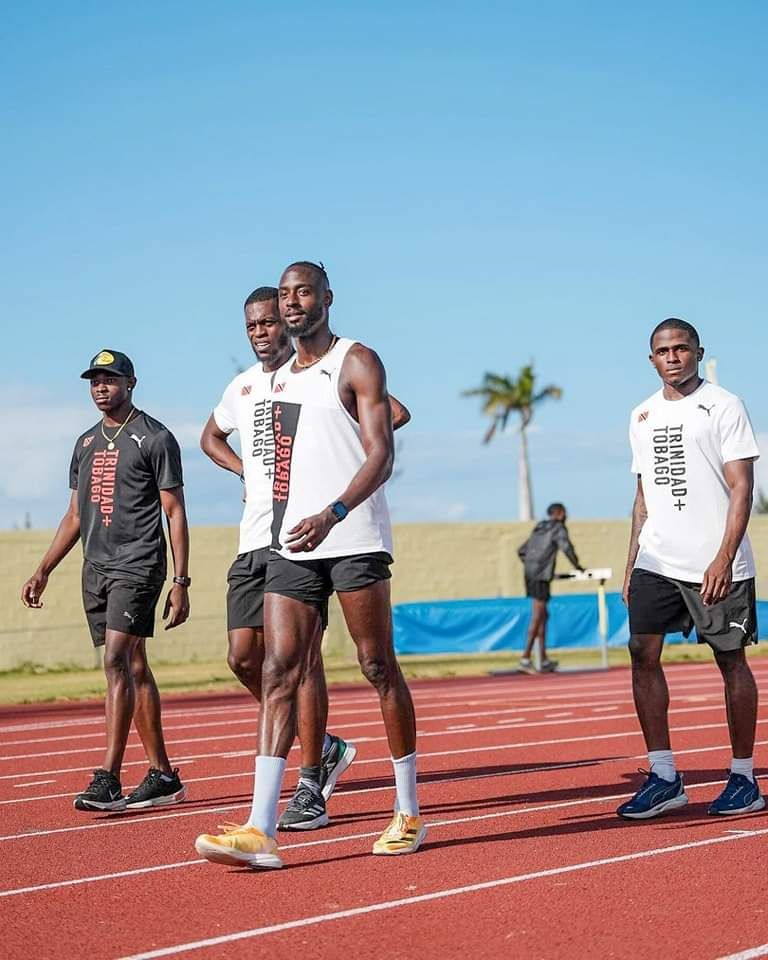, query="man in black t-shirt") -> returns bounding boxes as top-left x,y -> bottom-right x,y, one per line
21,350 -> 191,812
